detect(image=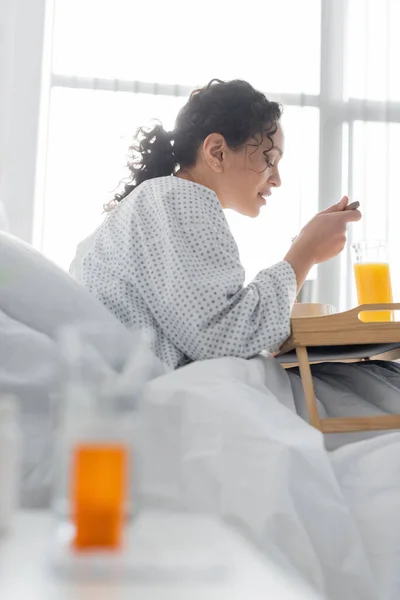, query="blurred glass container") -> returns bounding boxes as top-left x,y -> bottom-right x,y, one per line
53,323 -> 155,522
